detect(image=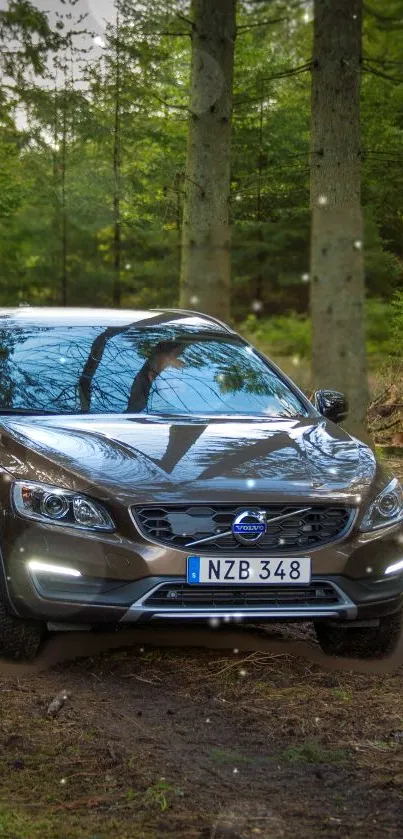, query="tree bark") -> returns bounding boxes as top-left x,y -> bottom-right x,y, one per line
60,86 -> 68,307
310,0 -> 369,438
179,0 -> 236,322
112,9 -> 122,308
52,85 -> 60,302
